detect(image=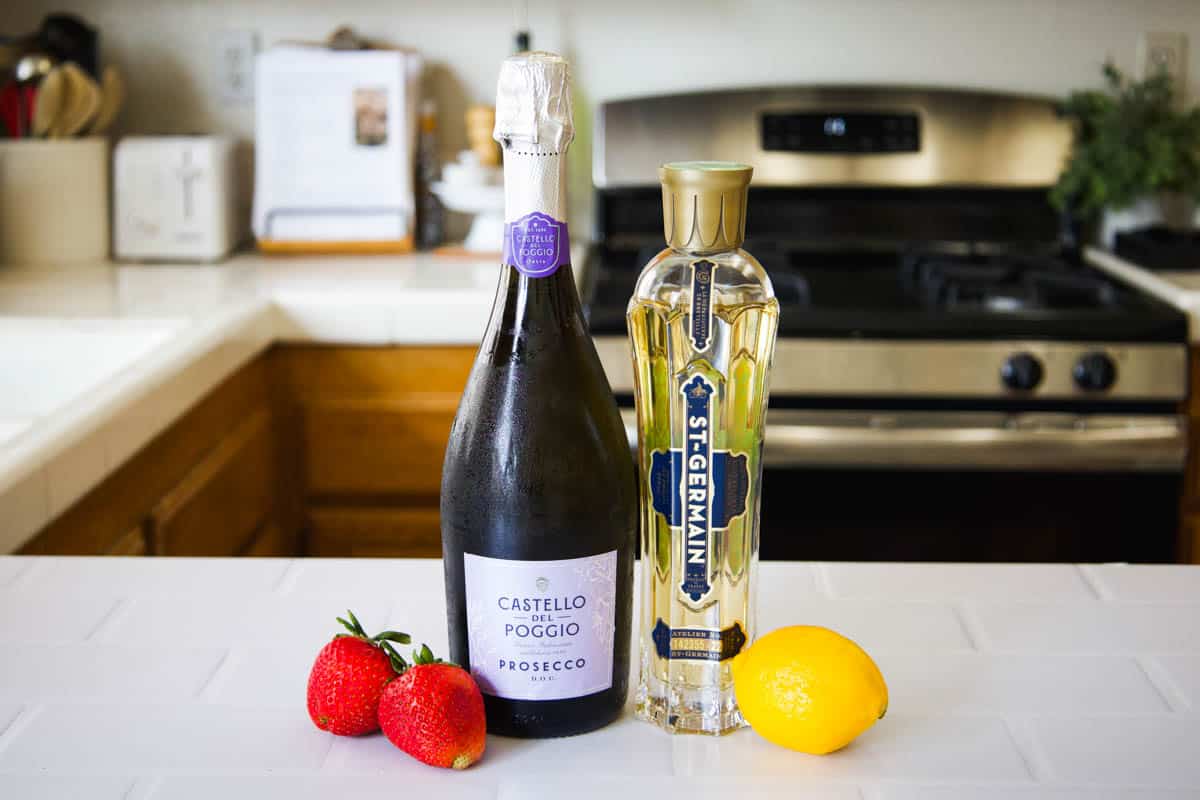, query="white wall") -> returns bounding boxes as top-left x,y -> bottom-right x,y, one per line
4,0 -> 1199,233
